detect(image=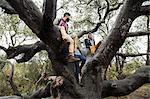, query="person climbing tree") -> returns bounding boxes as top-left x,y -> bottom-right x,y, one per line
71,34 -> 86,82
84,33 -> 102,54
58,13 -> 79,62
84,33 -> 96,54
